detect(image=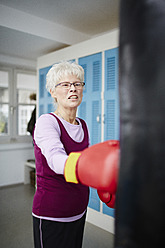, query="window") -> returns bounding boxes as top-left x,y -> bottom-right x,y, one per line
16,72 -> 36,136
0,70 -> 9,136
0,67 -> 36,143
